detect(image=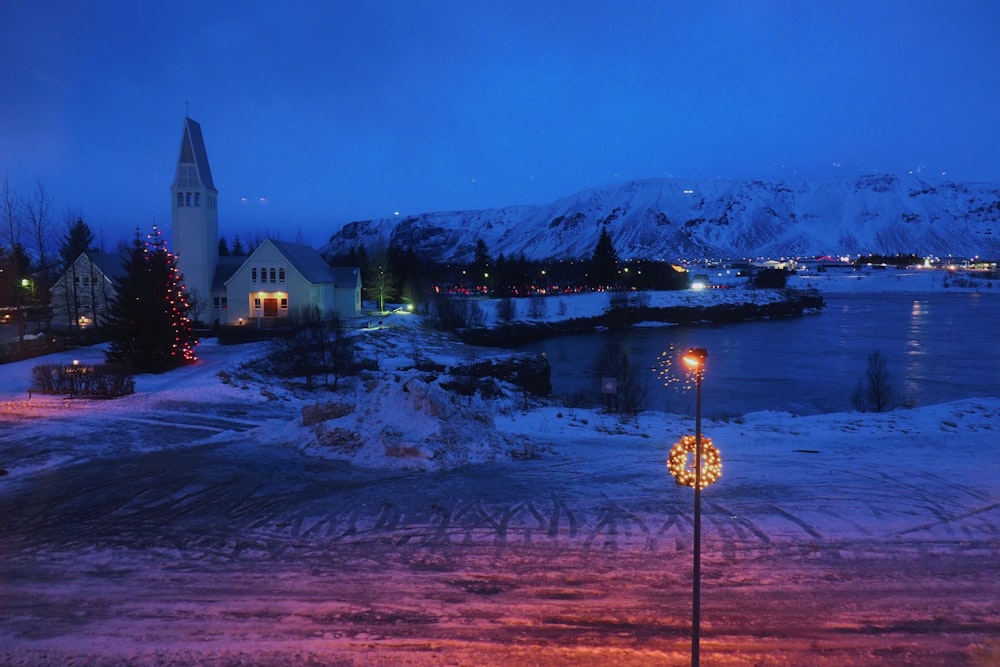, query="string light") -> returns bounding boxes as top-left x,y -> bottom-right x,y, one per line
667,434 -> 722,488
653,342 -> 698,393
